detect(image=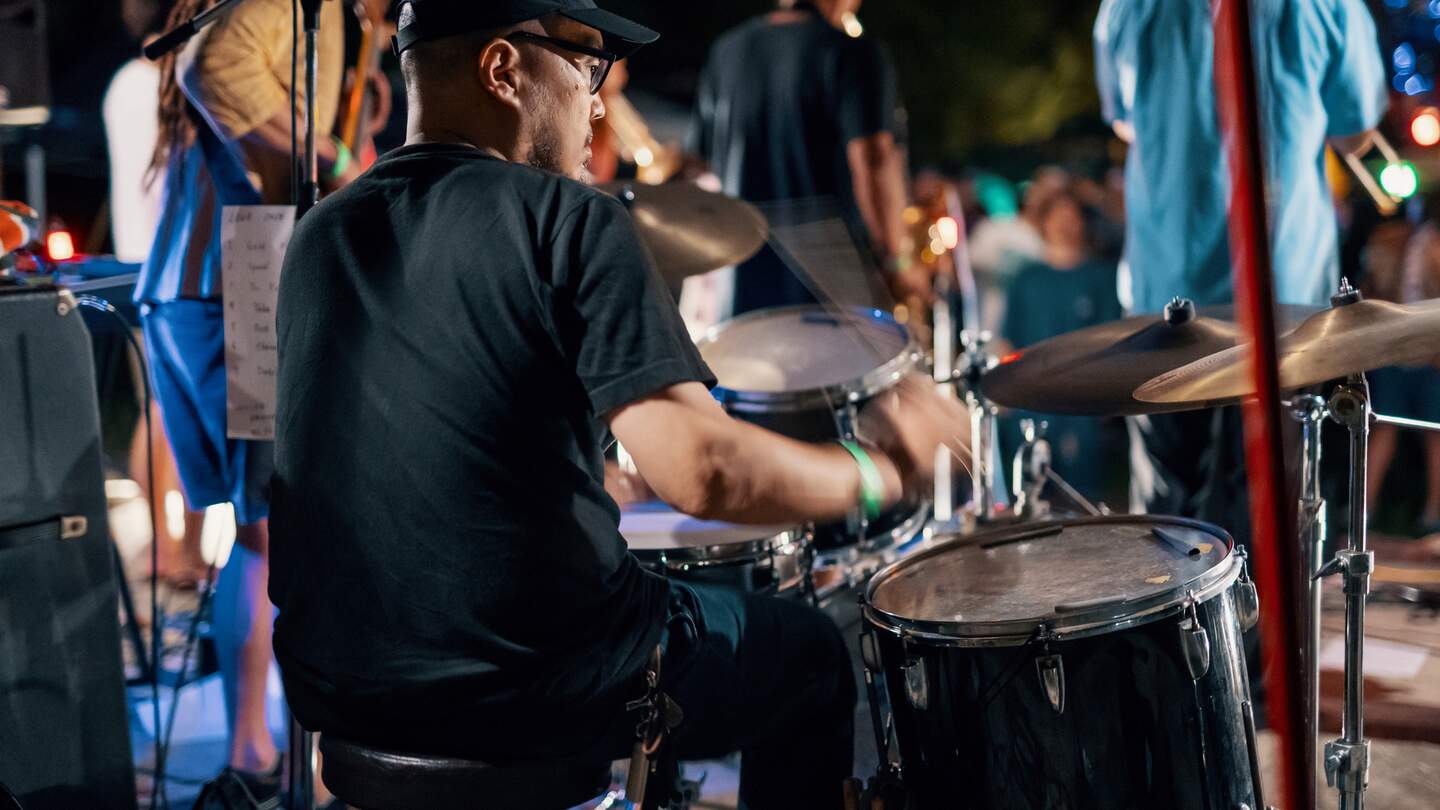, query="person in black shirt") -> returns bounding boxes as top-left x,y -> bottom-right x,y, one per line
688,0 -> 928,316
270,0 -> 967,805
